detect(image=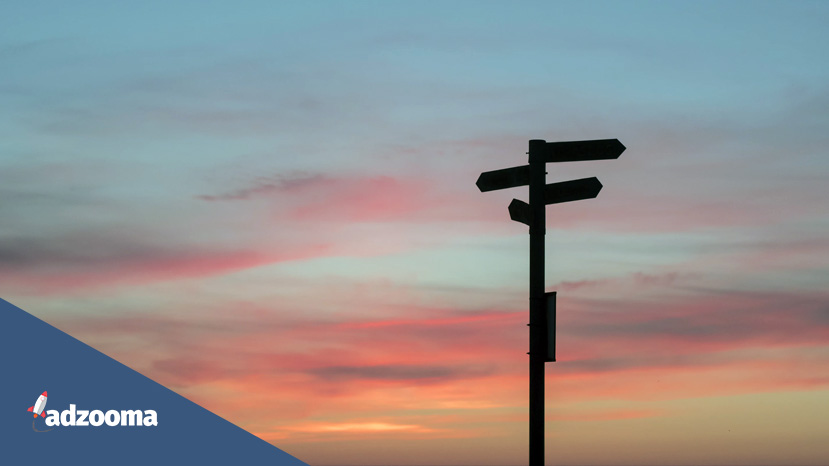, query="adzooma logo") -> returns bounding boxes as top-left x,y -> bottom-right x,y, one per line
27,391 -> 158,428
